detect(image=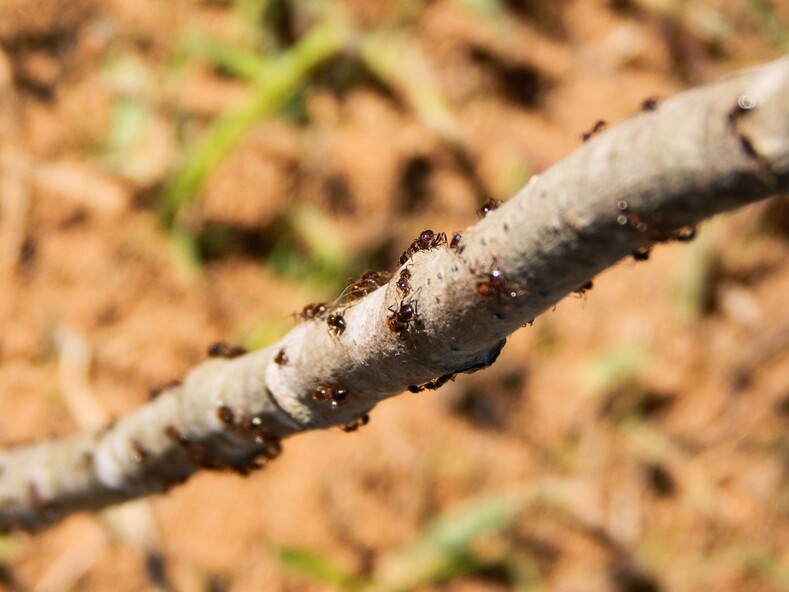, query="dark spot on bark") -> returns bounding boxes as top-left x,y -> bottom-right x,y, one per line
274,349 -> 289,365
207,342 -> 247,359
216,404 -> 235,425
339,414 -> 370,432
